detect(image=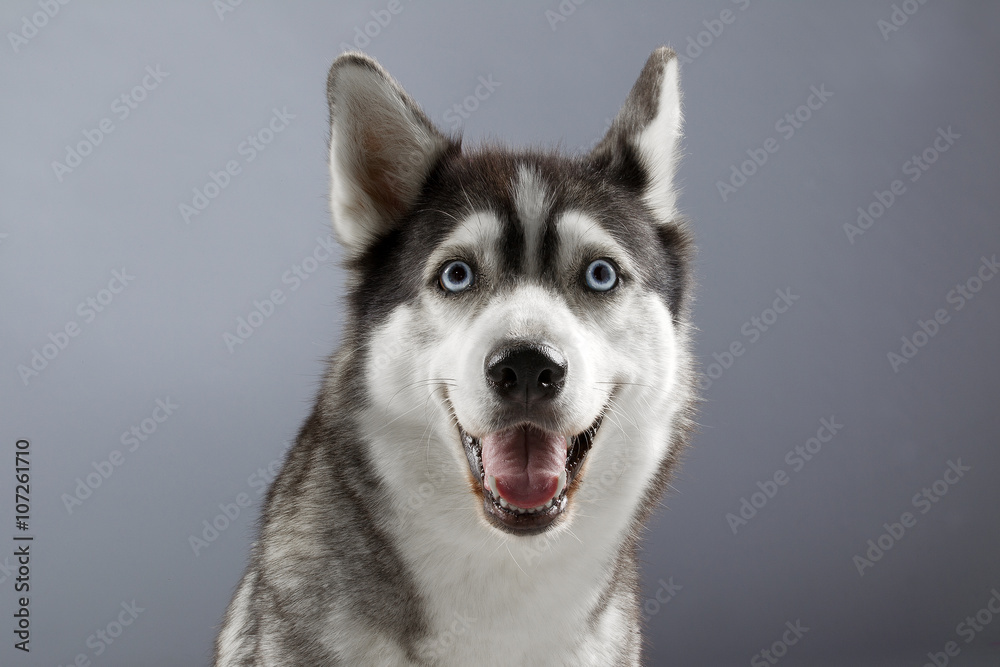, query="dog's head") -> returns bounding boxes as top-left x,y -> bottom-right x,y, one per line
326,50 -> 693,538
